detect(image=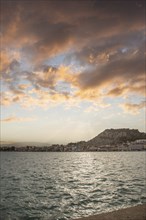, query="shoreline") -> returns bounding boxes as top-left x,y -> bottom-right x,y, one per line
0,150 -> 146,152
73,204 -> 146,220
